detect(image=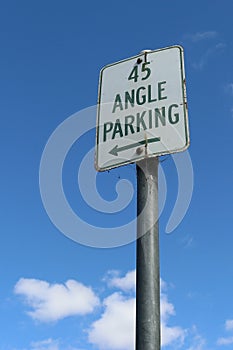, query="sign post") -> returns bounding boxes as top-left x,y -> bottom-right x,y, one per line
136,157 -> 160,350
95,46 -> 190,350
